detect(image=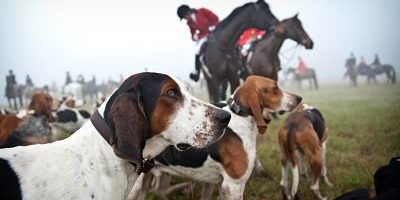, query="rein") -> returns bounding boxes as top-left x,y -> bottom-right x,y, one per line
280,44 -> 300,68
